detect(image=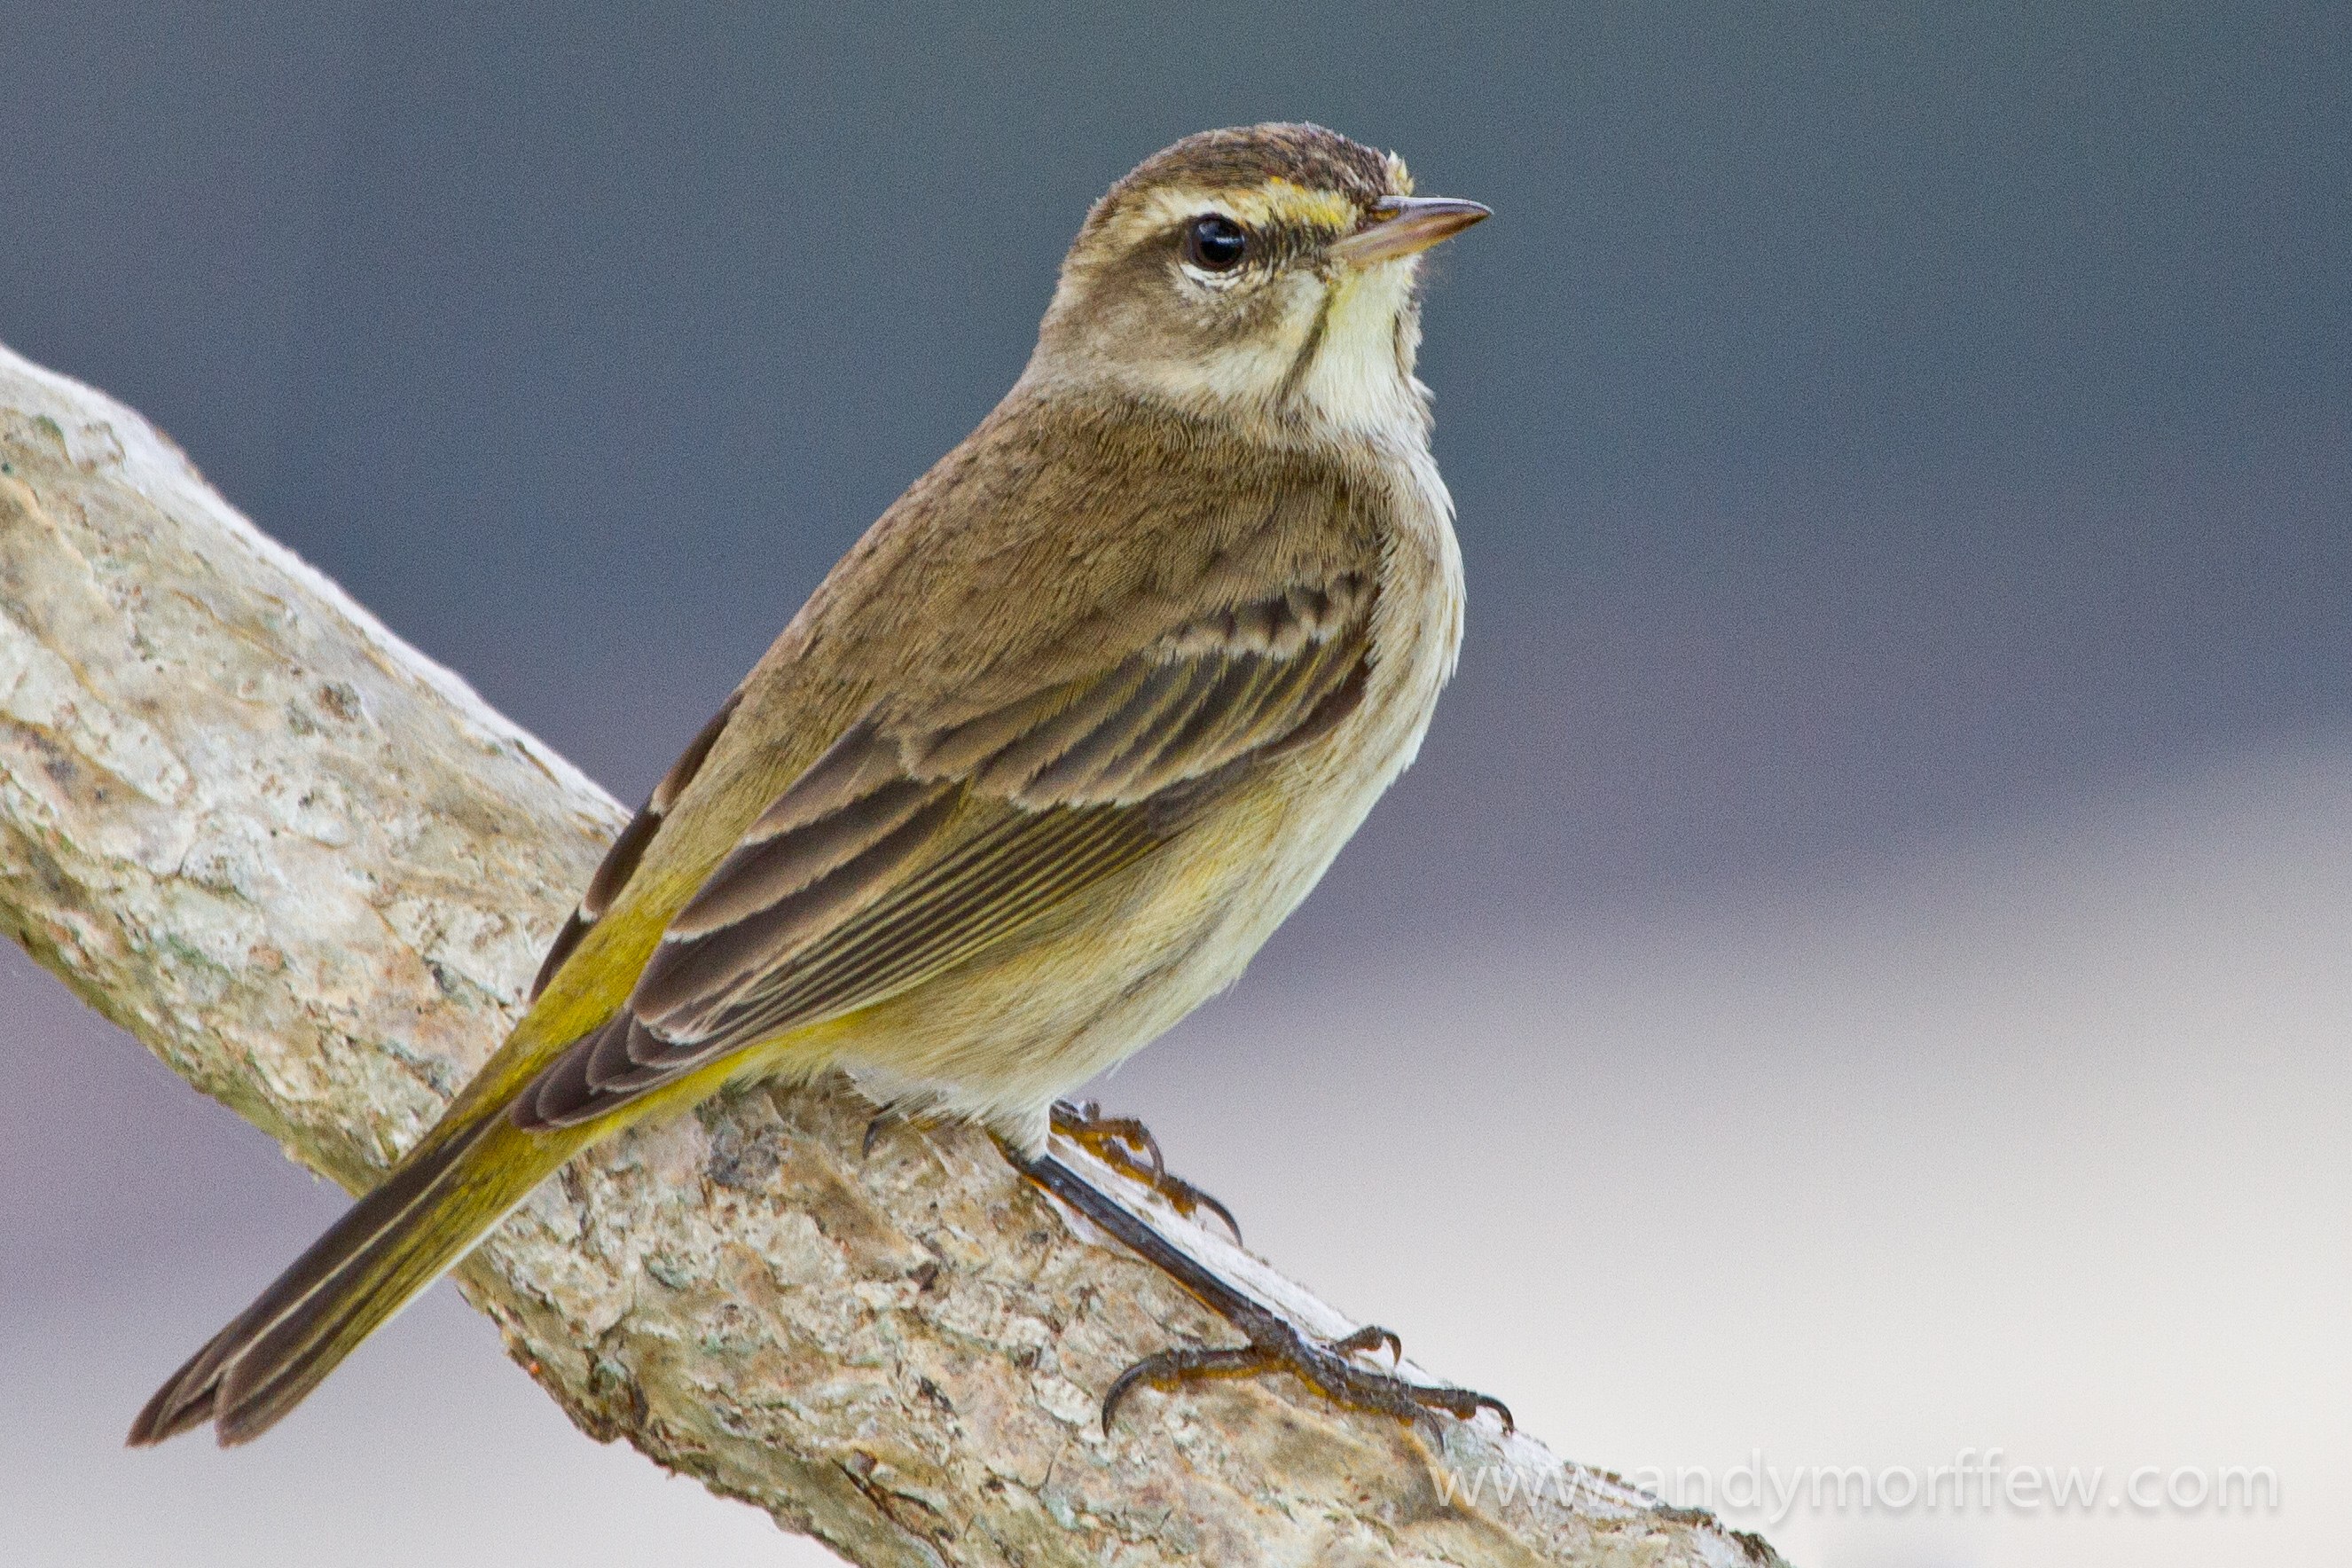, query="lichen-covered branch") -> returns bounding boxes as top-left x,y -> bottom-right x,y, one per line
0,339 -> 1779,1568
